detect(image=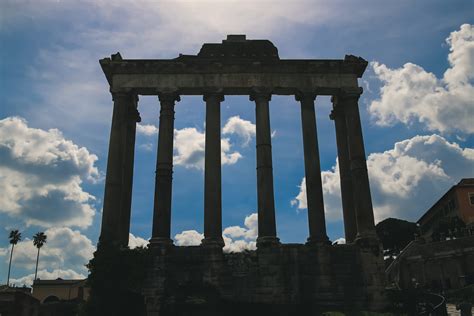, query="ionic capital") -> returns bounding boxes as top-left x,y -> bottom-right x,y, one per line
249,91 -> 271,102
295,91 -> 317,102
334,87 -> 363,102
158,92 -> 181,104
111,89 -> 136,102
203,91 -> 224,102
